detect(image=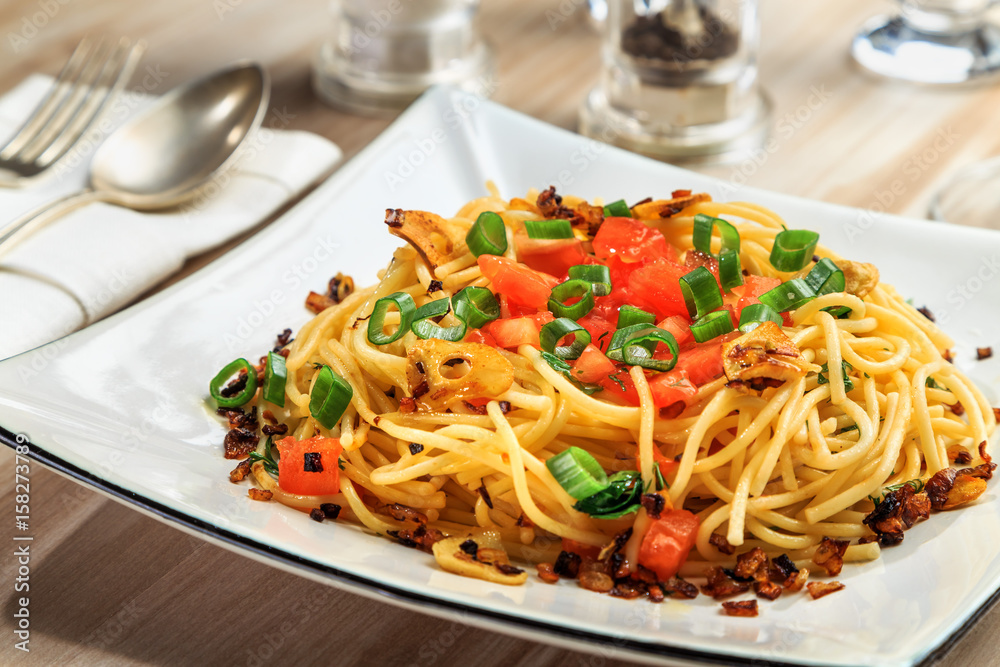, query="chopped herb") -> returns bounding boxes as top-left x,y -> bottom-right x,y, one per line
867,478 -> 925,507
247,437 -> 279,476
540,351 -> 602,395
817,360 -> 854,392
926,377 -> 950,391
607,369 -> 627,392
654,464 -> 669,491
